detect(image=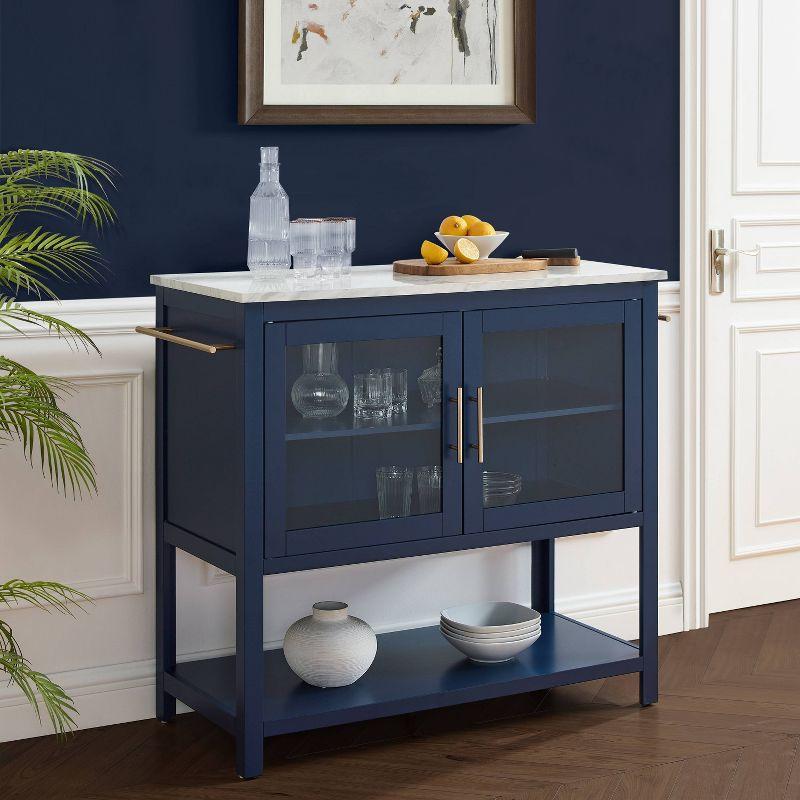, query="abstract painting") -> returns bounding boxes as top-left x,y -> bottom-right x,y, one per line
238,0 -> 536,124
281,1 -> 500,86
